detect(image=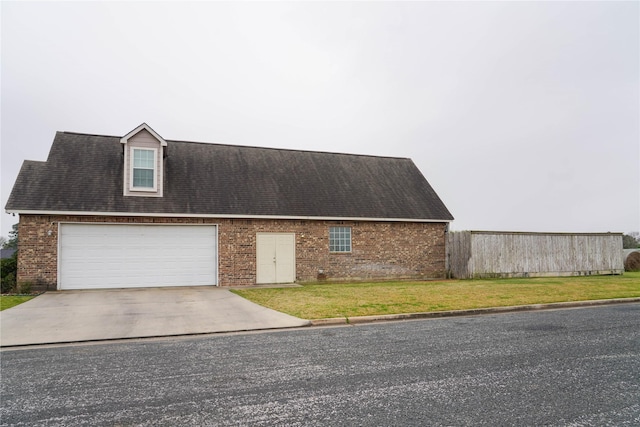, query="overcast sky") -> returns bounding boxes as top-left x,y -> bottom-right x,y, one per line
1,1 -> 638,238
